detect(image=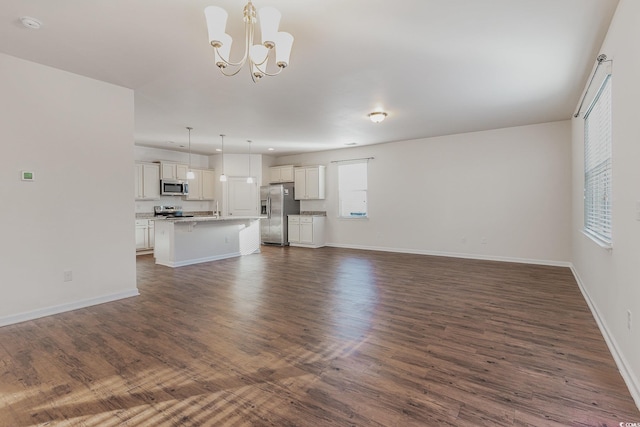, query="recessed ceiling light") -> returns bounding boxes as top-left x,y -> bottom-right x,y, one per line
215,148 -> 222,152
20,16 -> 42,30
268,148 -> 275,151
344,142 -> 357,146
